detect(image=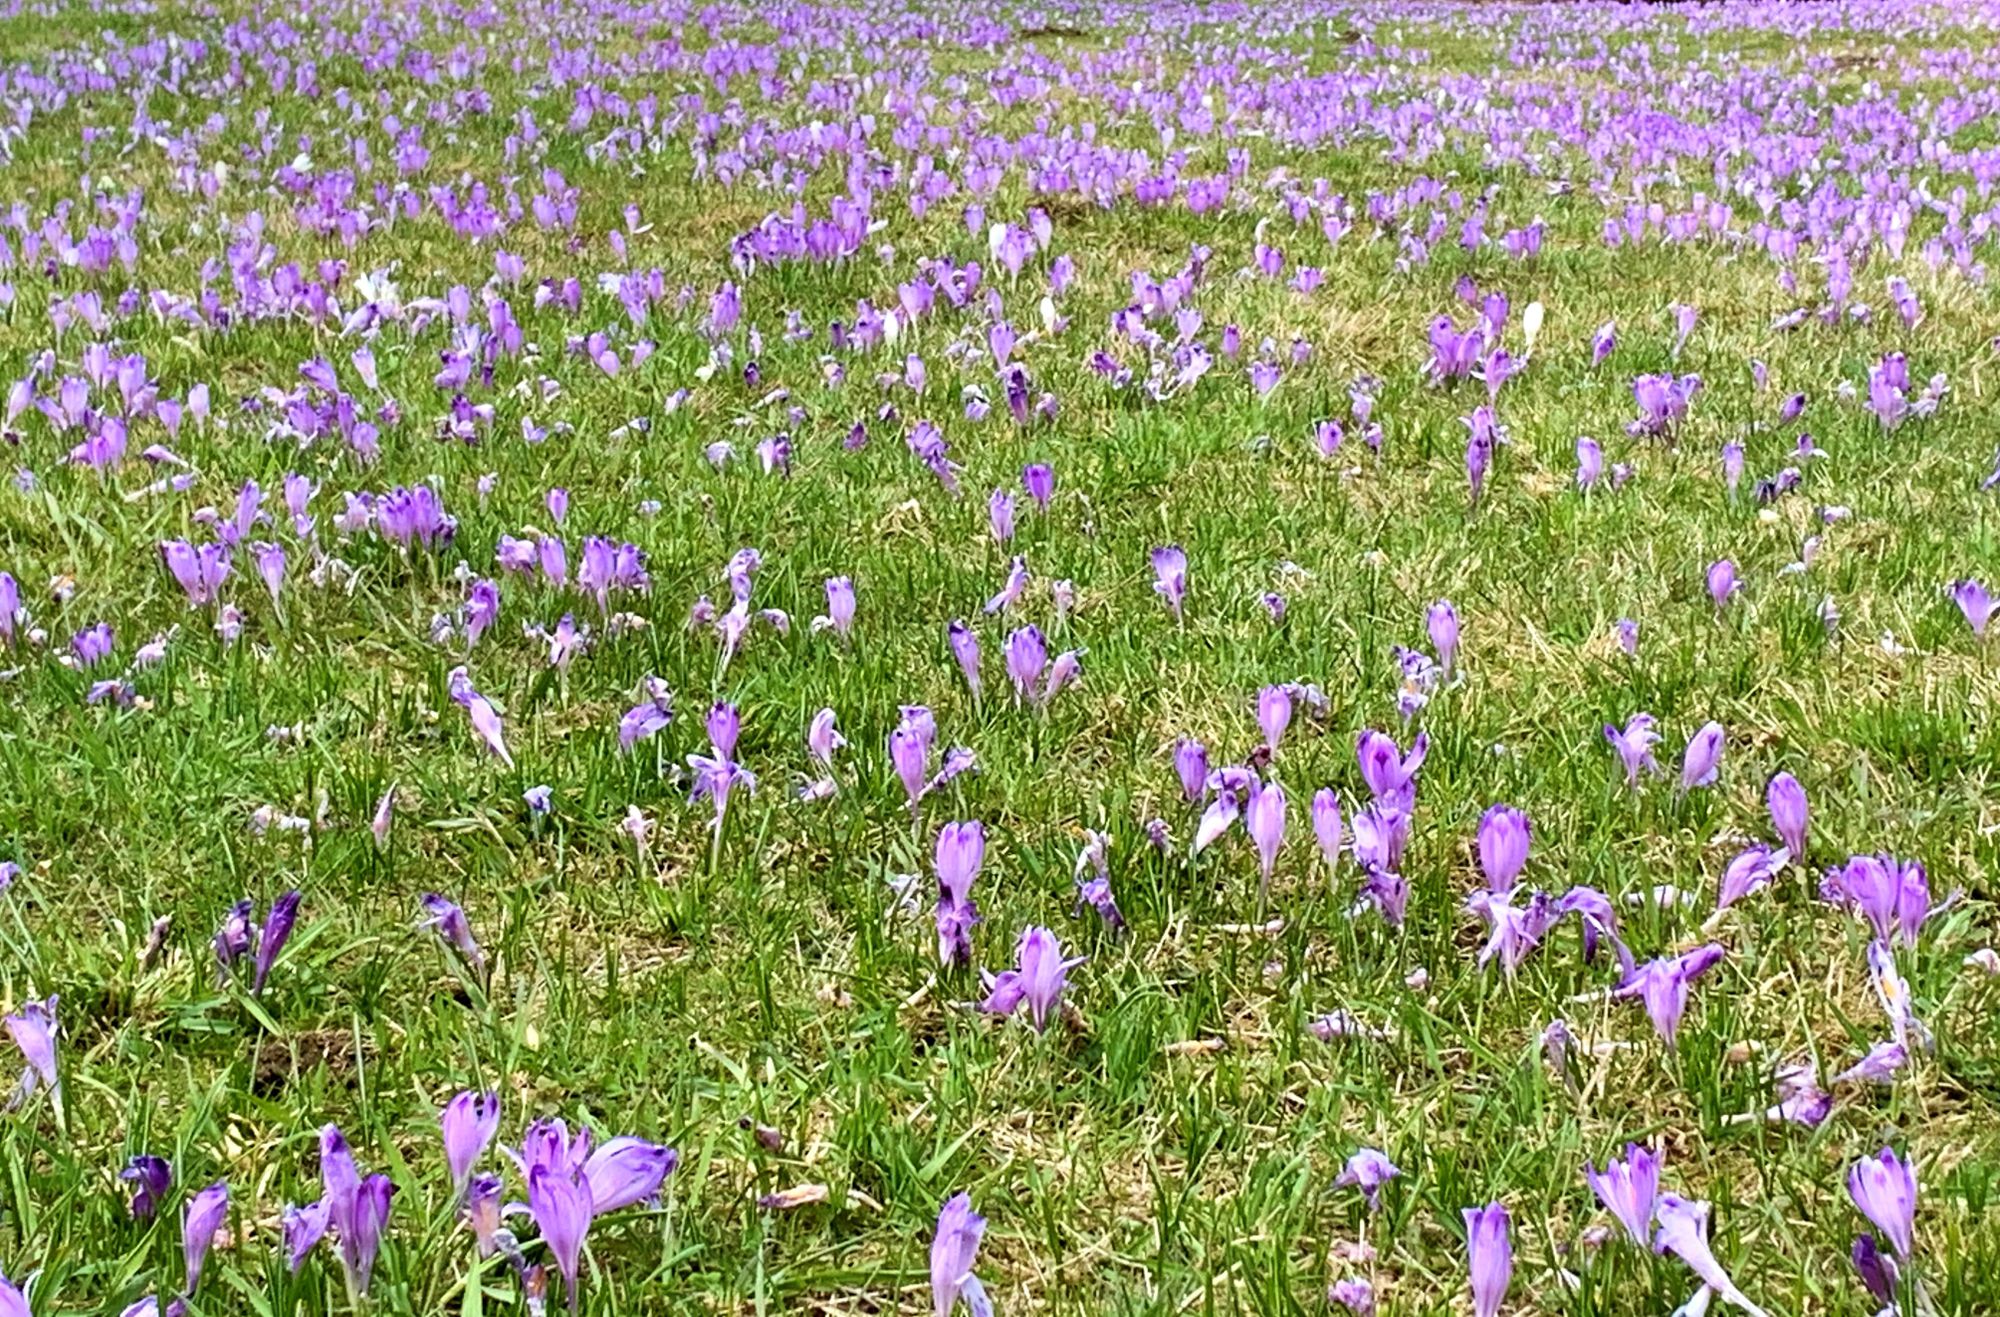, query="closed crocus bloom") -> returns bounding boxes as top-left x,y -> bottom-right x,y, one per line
822,576 -> 856,637
807,708 -> 845,767
1427,599 -> 1459,673
0,1271 -> 29,1317
446,667 -> 513,768
1245,779 -> 1286,896
1847,1148 -> 1917,1259
1765,773 -> 1808,859
1592,320 -> 1616,365
1311,789 -> 1343,870
1022,462 -> 1053,509
1652,1196 -> 1770,1317
1150,545 -> 1187,619
581,1136 -> 677,1213
1679,721 -> 1724,792
1706,559 -> 1738,609
947,621 -> 981,700
1174,739 -> 1209,802
252,890 -> 301,994
527,1165 -> 591,1310
1463,1202 -> 1512,1317
1851,1235 -> 1897,1305
1584,1144 -> 1661,1246
890,727 -> 929,808
1256,684 -> 1291,750
182,1180 -> 230,1293
1576,436 -> 1603,489
930,1192 -> 988,1317
370,786 -> 395,852
1476,805 -> 1530,894
1952,579 -> 1993,637
986,489 -> 1015,543
441,1091 -> 501,1195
